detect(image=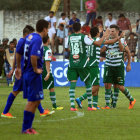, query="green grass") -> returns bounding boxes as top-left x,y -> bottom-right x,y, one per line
0,86 -> 140,140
